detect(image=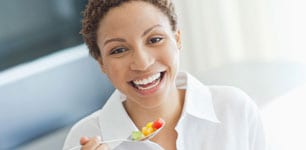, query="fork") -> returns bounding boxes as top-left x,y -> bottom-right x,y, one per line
68,125 -> 164,150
